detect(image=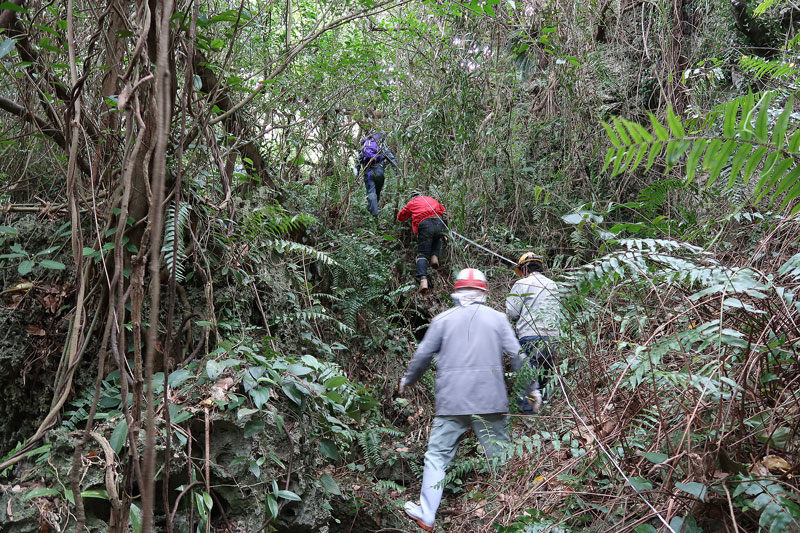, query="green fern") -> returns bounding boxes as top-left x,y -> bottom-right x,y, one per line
162,202 -> 192,283
740,55 -> 800,80
272,310 -> 354,334
602,91 -> 800,212
357,426 -> 403,468
374,480 -> 405,493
